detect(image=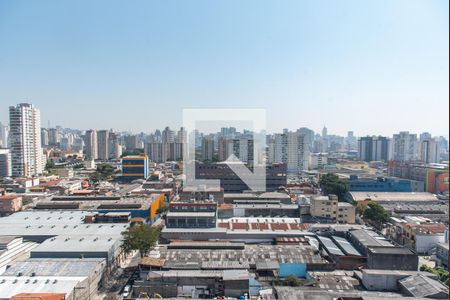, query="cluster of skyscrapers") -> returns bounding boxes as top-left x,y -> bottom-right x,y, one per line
358,132 -> 447,164
0,103 -> 448,179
